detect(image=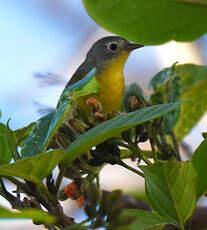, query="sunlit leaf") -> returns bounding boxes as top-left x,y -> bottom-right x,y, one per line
192,139 -> 207,197
0,123 -> 12,165
83,0 -> 207,44
140,160 -> 197,227
0,149 -> 64,184
0,206 -> 56,224
174,64 -> 207,141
